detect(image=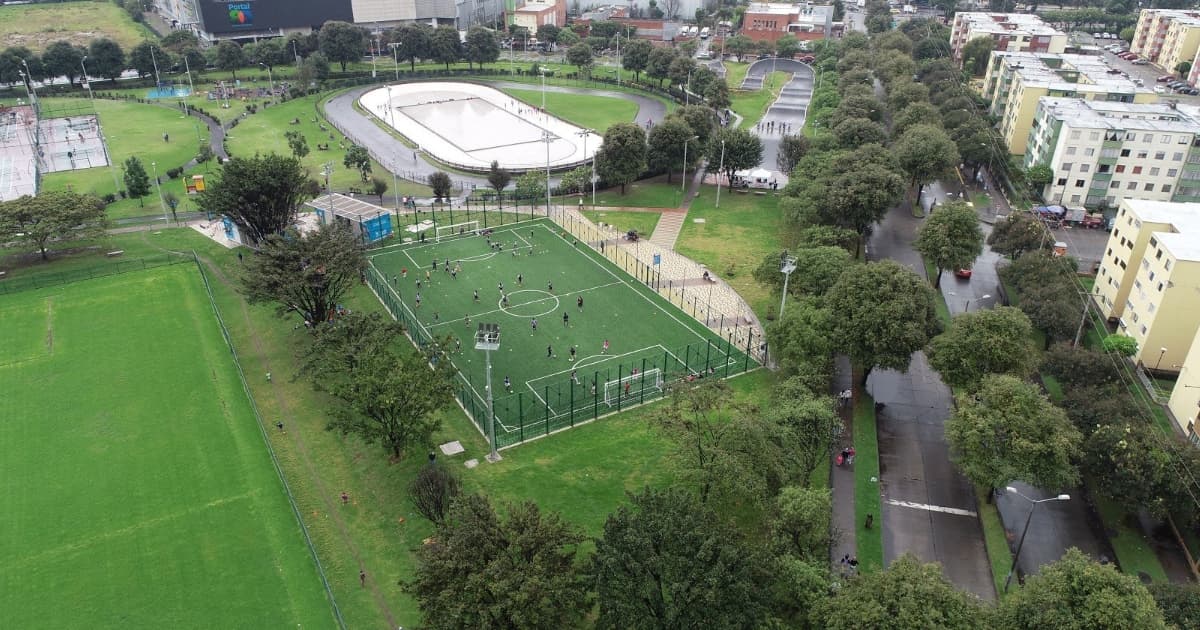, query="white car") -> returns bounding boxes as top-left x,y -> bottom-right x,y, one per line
1155,85 -> 1167,94
1132,58 -> 1149,65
